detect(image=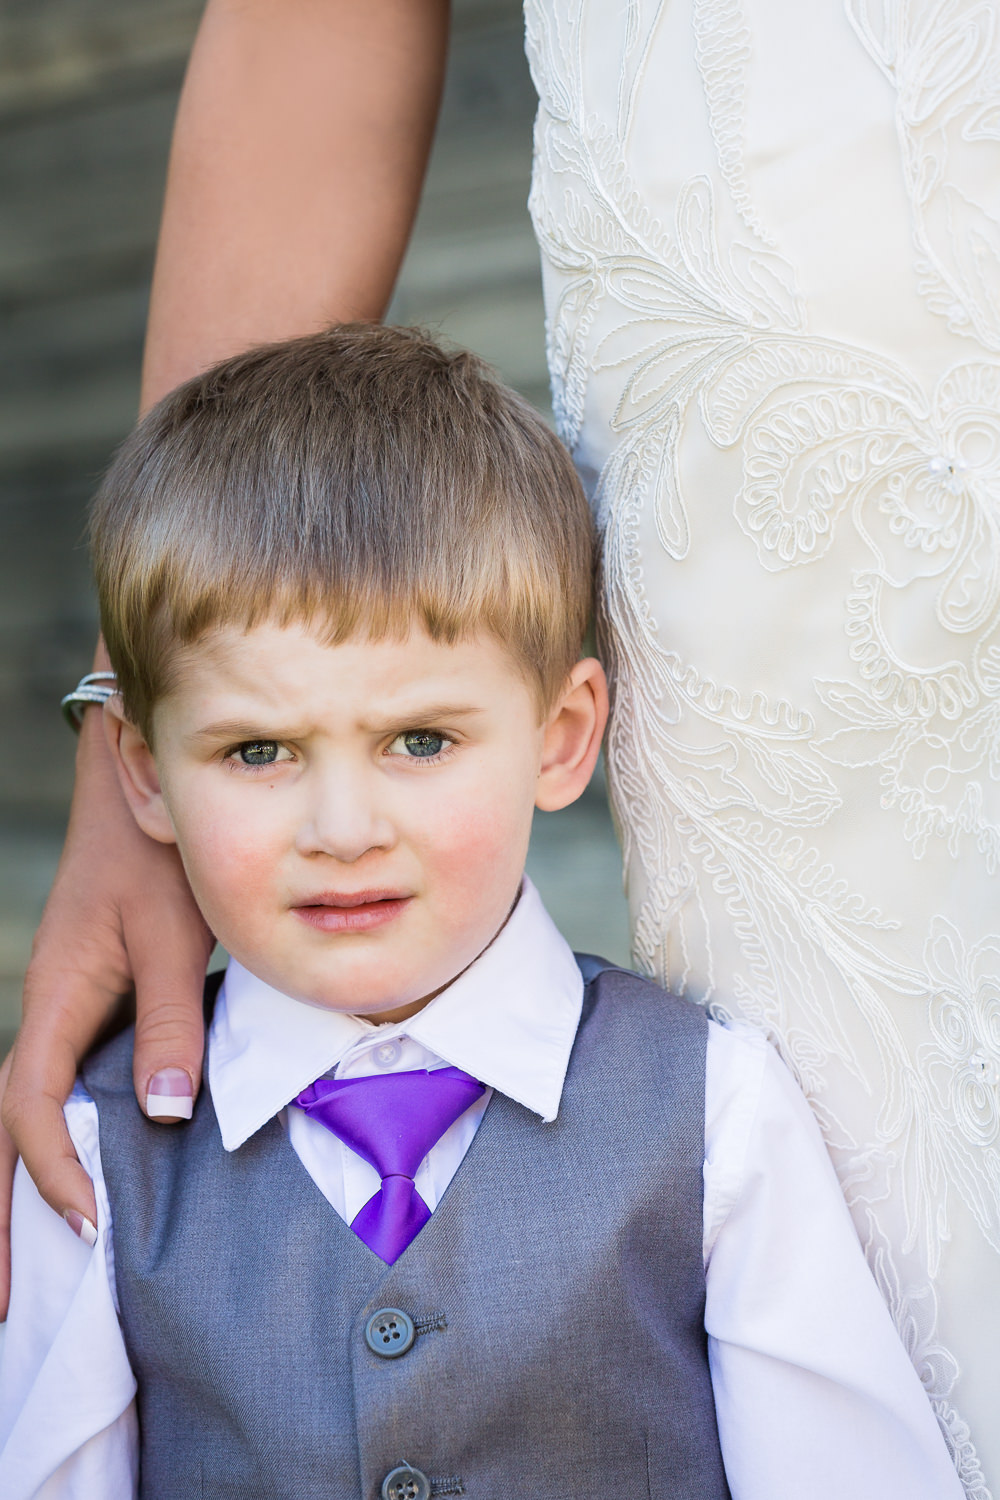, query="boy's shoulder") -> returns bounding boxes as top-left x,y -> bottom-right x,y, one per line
80,1023 -> 140,1097
574,951 -> 710,1020
574,953 -> 773,1076
571,951 -> 715,1068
